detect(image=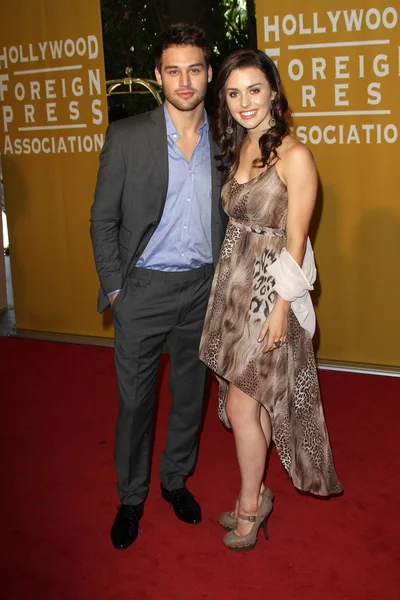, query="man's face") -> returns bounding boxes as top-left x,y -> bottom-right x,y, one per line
155,44 -> 212,112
